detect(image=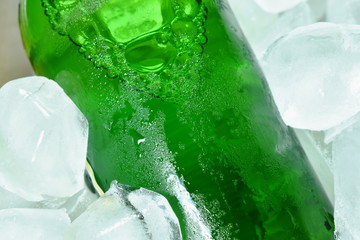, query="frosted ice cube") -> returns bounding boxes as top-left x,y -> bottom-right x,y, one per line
327,0 -> 360,24
261,23 -> 360,130
253,0 -> 305,13
332,119 -> 360,239
65,181 -> 182,240
0,208 -> 70,240
0,76 -> 88,201
228,0 -> 314,57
